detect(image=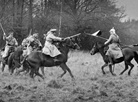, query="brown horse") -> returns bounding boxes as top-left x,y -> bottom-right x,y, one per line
90,42 -> 138,75
0,46 -> 15,72
8,45 -> 24,74
0,45 -> 24,74
21,38 -> 80,79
